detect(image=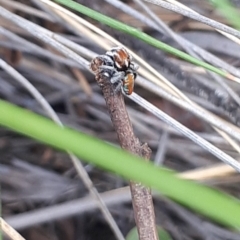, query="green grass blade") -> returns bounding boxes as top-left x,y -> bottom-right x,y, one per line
53,0 -> 228,78
209,0 -> 240,30
1,100 -> 240,228
0,186 -> 2,240
126,226 -> 172,240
